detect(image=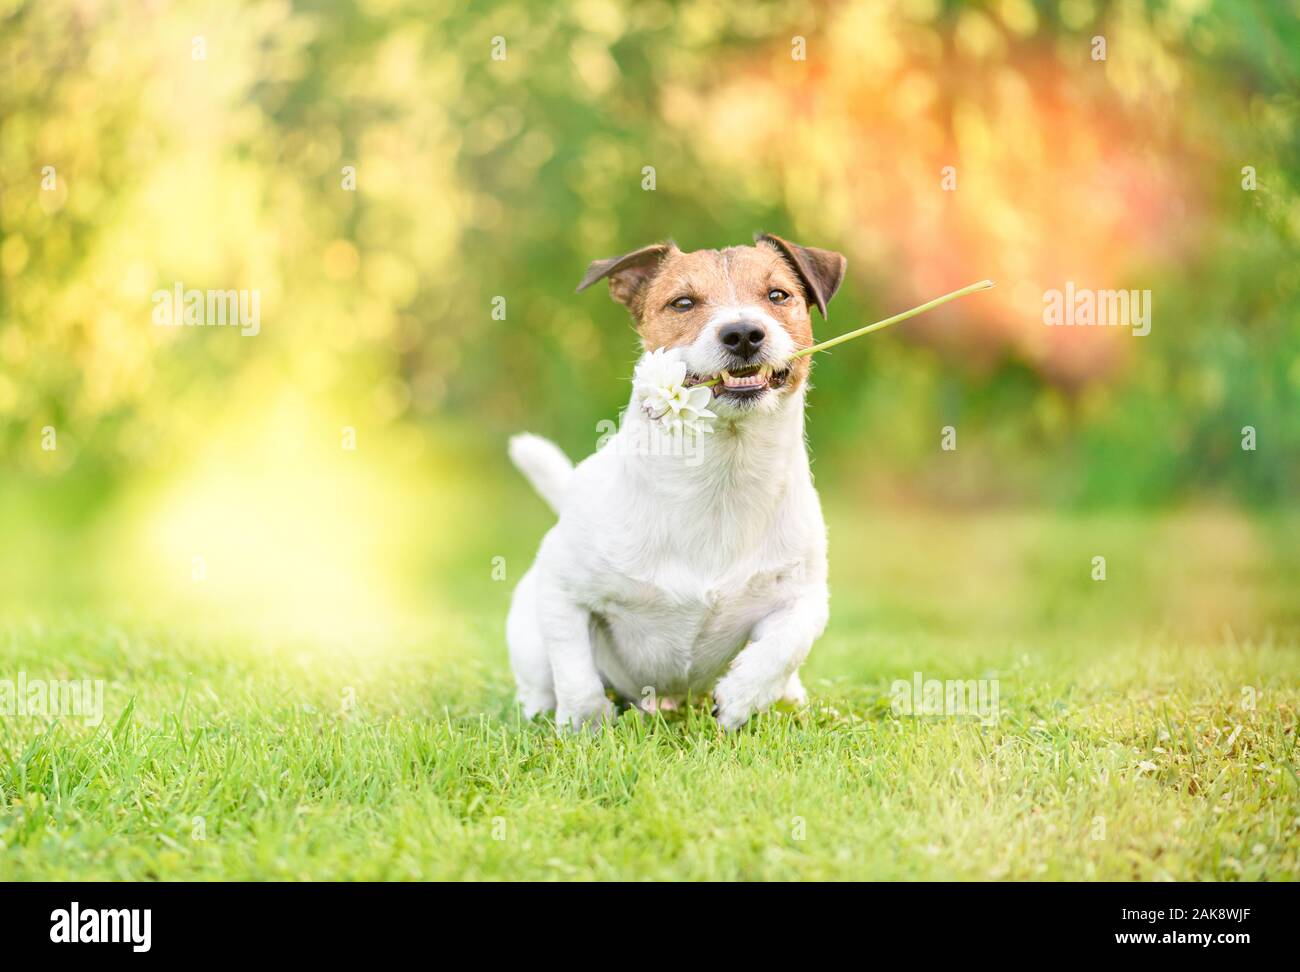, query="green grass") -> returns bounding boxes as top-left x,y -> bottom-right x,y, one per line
1,505 -> 1297,881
